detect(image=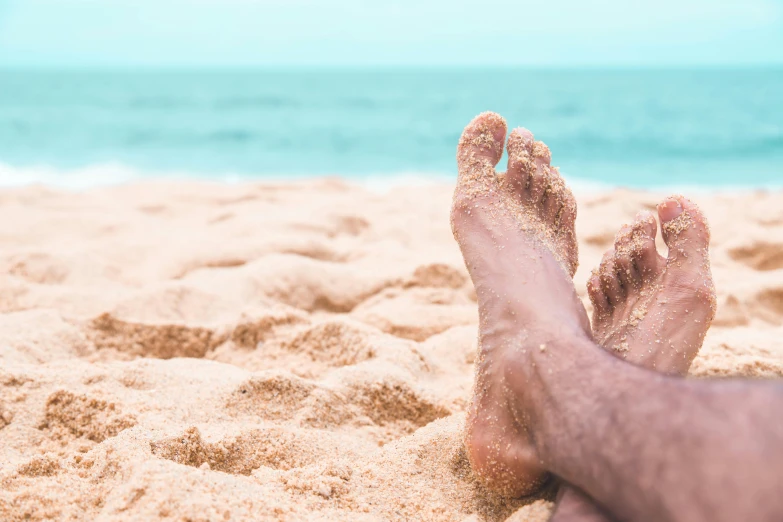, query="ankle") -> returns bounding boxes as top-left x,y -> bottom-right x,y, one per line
509,332 -> 603,455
